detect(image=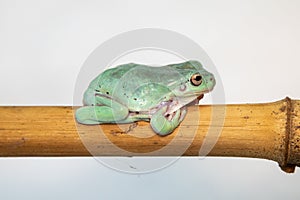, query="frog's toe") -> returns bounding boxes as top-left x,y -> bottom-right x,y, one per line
179,107 -> 187,121
75,107 -> 100,124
